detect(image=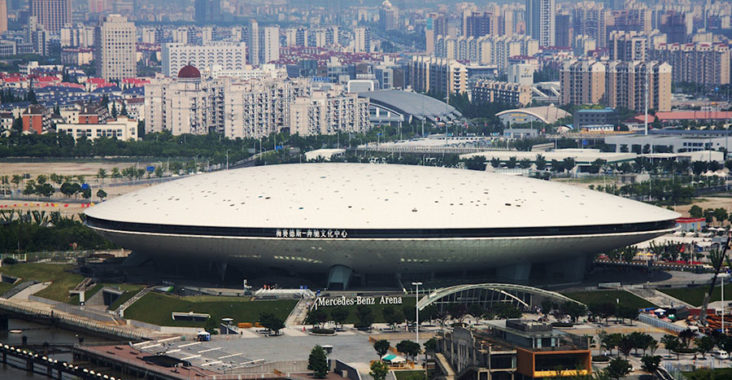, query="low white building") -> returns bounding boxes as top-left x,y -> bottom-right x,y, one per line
56,117 -> 138,141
